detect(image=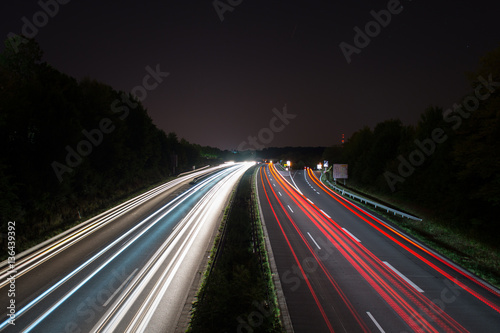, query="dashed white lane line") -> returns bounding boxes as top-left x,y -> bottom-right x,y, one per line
278,191 -> 282,196
366,312 -> 385,333
320,209 -> 331,219
287,205 -> 294,213
383,261 -> 424,293
307,232 -> 321,250
342,228 -> 361,243
306,198 -> 314,205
